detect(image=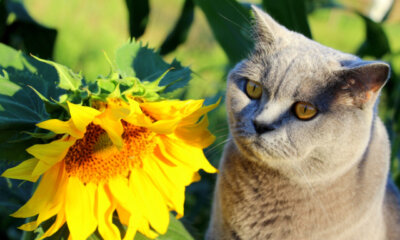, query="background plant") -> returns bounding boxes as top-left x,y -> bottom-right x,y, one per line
0,0 -> 399,239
